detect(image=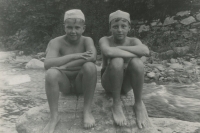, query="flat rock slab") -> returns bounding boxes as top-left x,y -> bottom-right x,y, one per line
16,83 -> 200,133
